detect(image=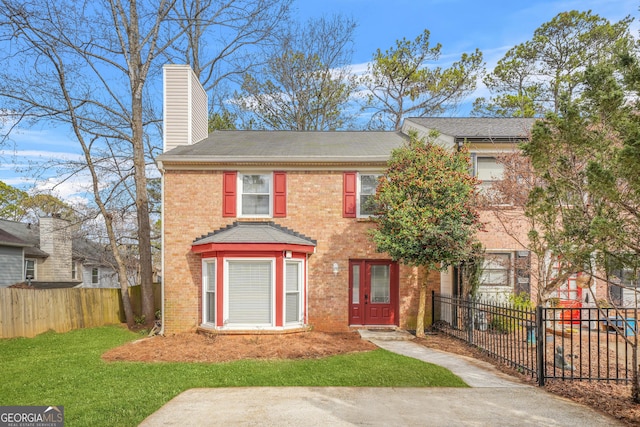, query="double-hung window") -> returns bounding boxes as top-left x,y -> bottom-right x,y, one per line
474,156 -> 504,191
91,267 -> 99,285
240,173 -> 271,216
203,260 -> 216,324
24,259 -> 35,280
480,253 -> 511,287
357,173 -> 381,217
285,260 -> 303,324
